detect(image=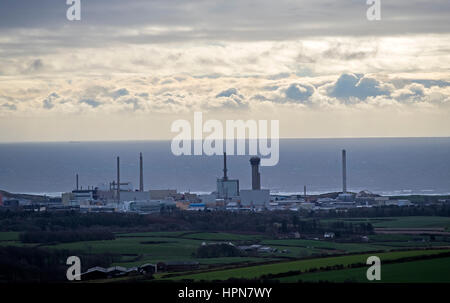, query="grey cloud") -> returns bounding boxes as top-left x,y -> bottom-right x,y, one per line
42,92 -> 59,109
160,79 -> 174,85
267,73 -> 291,80
219,96 -> 248,110
26,59 -> 44,73
400,79 -> 450,88
80,99 -> 102,107
112,88 -> 129,99
413,80 -> 450,88
2,103 -> 16,110
327,73 -> 391,100
252,94 -> 270,101
262,85 -> 279,91
322,43 -> 378,61
285,83 -> 315,102
216,88 -> 242,98
123,98 -> 143,111
0,0 -> 449,56
164,98 -> 180,105
137,92 -> 149,98
210,88 -> 248,110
